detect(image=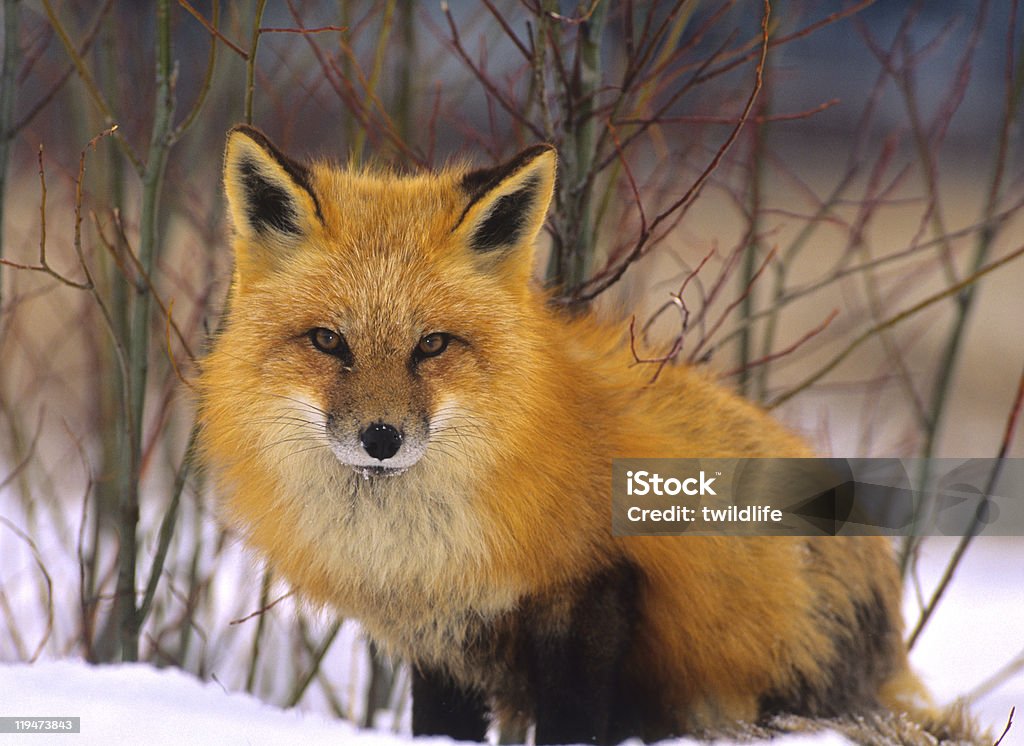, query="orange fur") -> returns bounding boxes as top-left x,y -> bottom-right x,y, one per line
197,127 -> 965,741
